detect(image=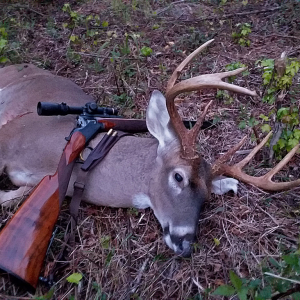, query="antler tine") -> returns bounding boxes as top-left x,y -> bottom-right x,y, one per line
165,39 -> 257,160
166,39 -> 215,92
190,100 -> 213,143
234,132 -> 272,169
212,136 -> 248,175
167,68 -> 257,100
212,133 -> 300,191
